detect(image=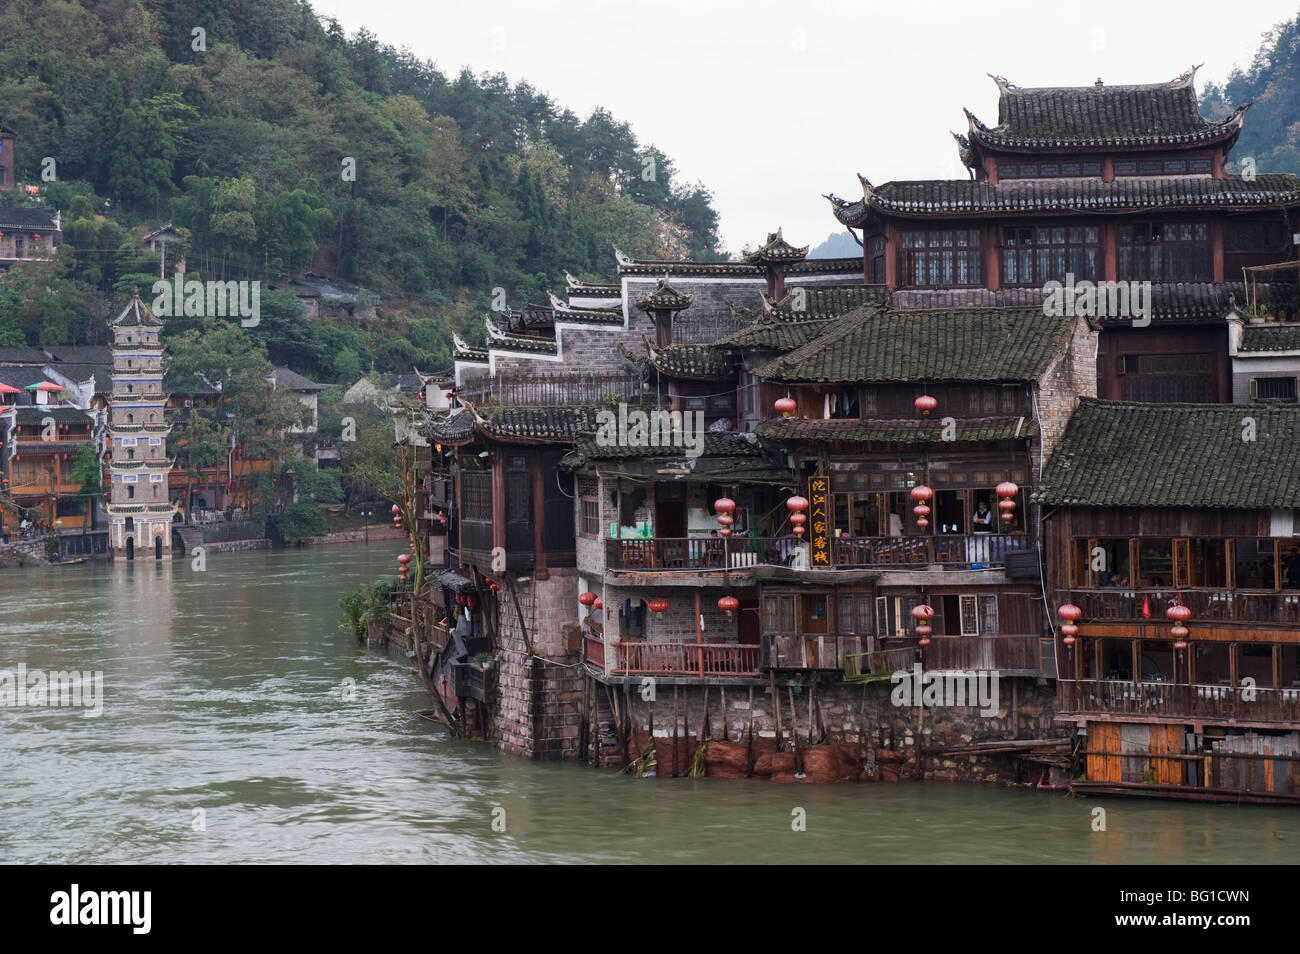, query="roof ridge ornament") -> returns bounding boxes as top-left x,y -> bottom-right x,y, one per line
563,269 -> 579,288
963,107 -> 989,133
857,174 -> 875,201
951,132 -> 976,178
452,332 -> 470,353
547,290 -> 570,312
612,246 -> 633,267
485,316 -> 505,341
1171,64 -> 1203,89
987,73 -> 1018,93
822,192 -> 848,209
